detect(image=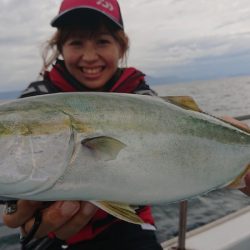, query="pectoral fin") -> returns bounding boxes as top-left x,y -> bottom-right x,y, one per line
161,96 -> 202,112
227,164 -> 250,189
91,201 -> 144,225
81,136 -> 126,161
